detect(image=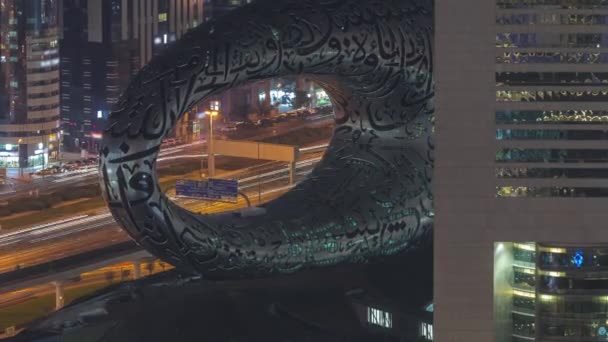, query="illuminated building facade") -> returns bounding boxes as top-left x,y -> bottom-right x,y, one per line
133,0 -> 204,68
435,0 -> 608,341
60,0 -> 204,151
534,243 -> 608,340
0,0 -> 61,168
495,242 -> 608,341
